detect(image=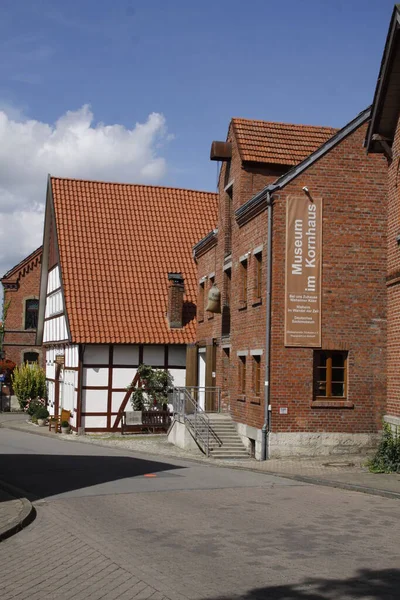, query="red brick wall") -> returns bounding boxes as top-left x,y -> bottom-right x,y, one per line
197,121 -> 387,435
3,258 -> 43,367
386,114 -> 400,419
